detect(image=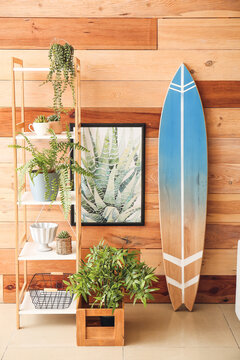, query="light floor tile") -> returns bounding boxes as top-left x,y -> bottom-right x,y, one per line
181,348 -> 240,360
124,304 -> 237,347
0,305 -> 16,346
219,304 -> 240,347
2,346 -> 123,360
0,303 -> 239,360
124,347 -> 240,360
8,315 -> 76,347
